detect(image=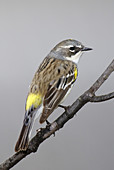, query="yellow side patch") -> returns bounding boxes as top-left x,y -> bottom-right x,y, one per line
26,93 -> 42,111
74,66 -> 78,80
